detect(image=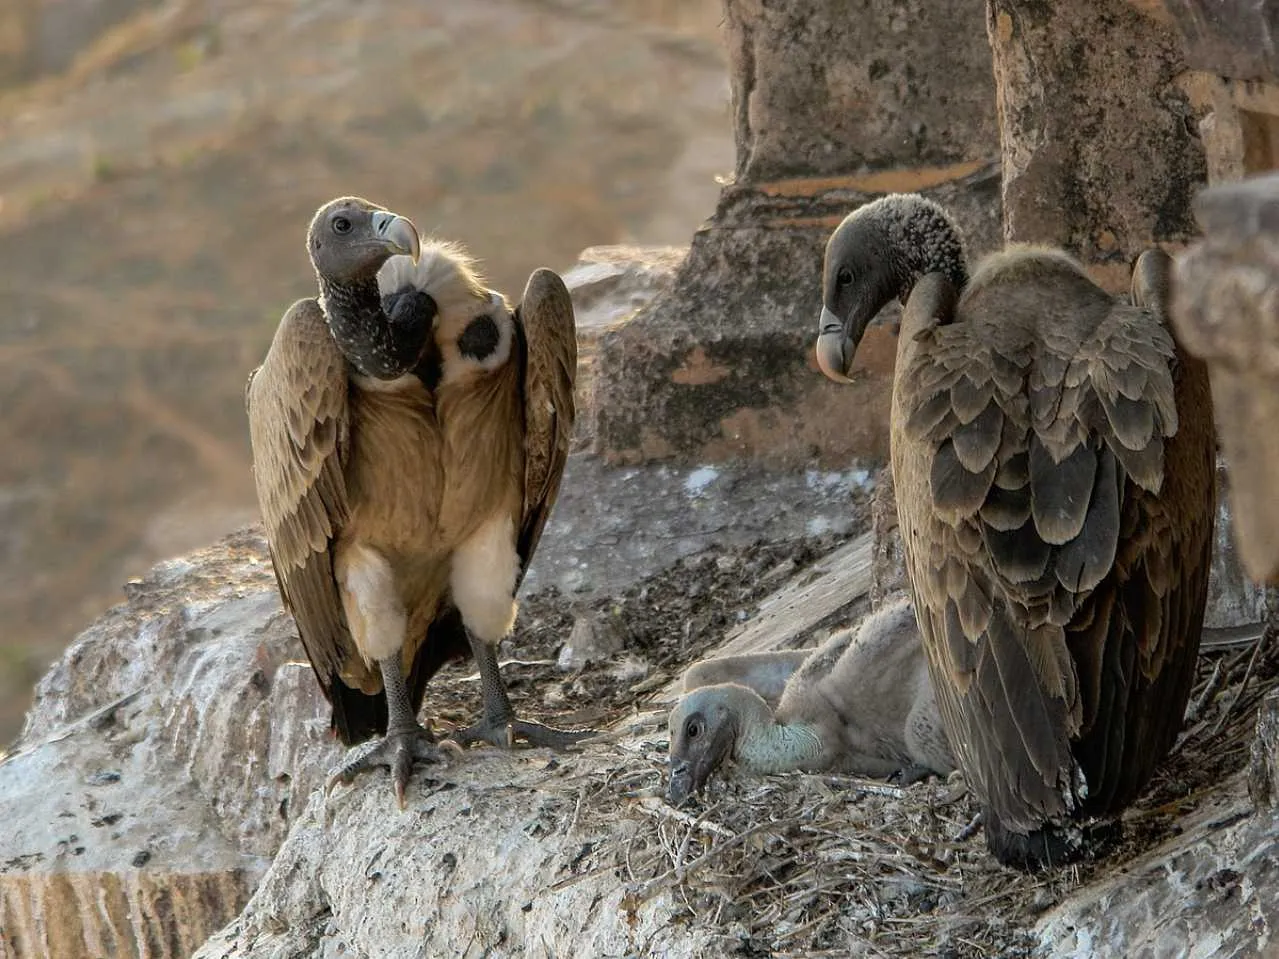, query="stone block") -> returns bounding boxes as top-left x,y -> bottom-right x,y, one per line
987,0 -> 1207,286
562,245 -> 685,451
725,0 -> 999,182
1159,0 -> 1279,81
589,0 -> 1000,467
1206,460 -> 1273,628
590,165 -> 1003,467
1174,174 -> 1279,584
1177,73 -> 1279,185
